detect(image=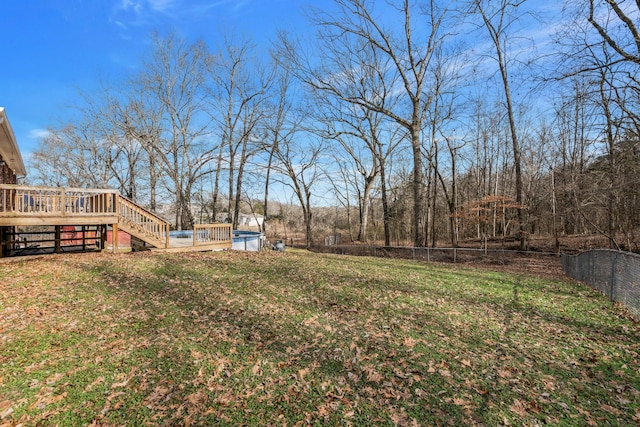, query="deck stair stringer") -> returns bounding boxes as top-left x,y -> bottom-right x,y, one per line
116,195 -> 169,249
